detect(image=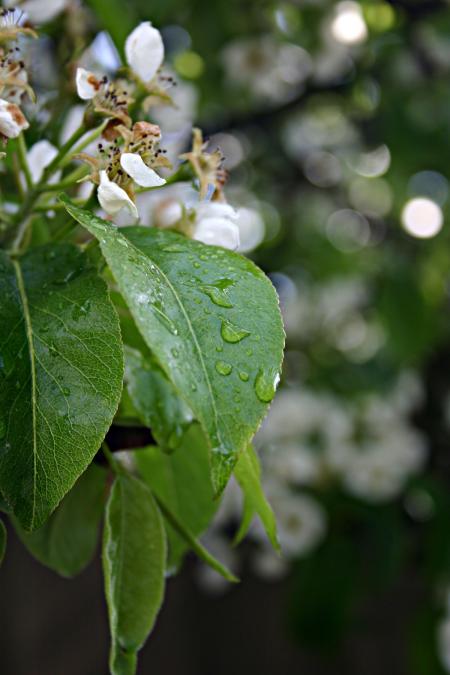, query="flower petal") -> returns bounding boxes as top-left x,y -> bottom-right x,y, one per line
97,171 -> 138,218
76,67 -> 102,101
120,153 -> 166,188
194,216 -> 240,250
0,99 -> 29,139
125,22 -> 164,83
19,0 -> 68,23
